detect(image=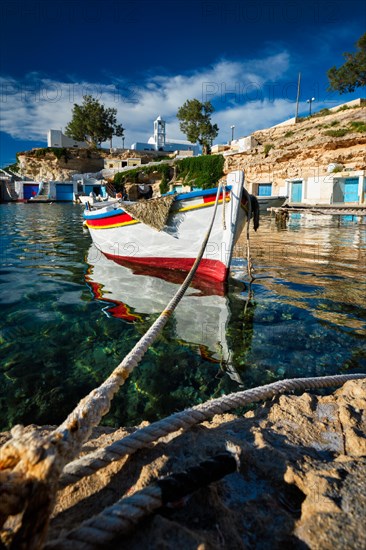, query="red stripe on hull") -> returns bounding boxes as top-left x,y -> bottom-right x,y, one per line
87,212 -> 134,227
104,254 -> 228,282
203,193 -> 226,204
